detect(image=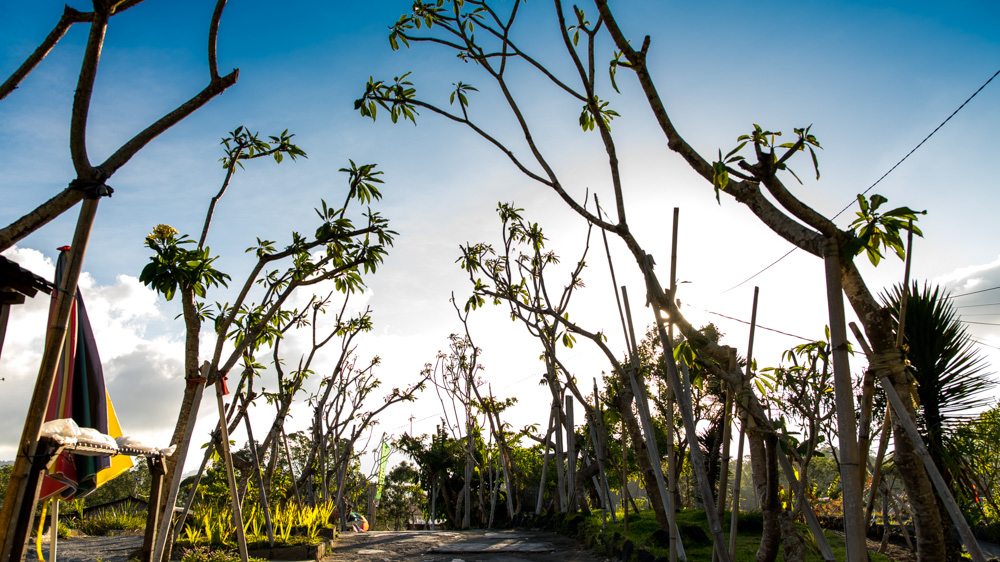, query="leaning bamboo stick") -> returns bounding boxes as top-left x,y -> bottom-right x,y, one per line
729,286 -> 758,559
623,287 -> 688,561
667,207 -> 680,562
566,395 -> 577,512
643,255 -> 729,561
535,405 -> 556,514
879,376 -> 987,562
215,378 -> 249,562
590,379 -> 617,523
712,353 -> 734,562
